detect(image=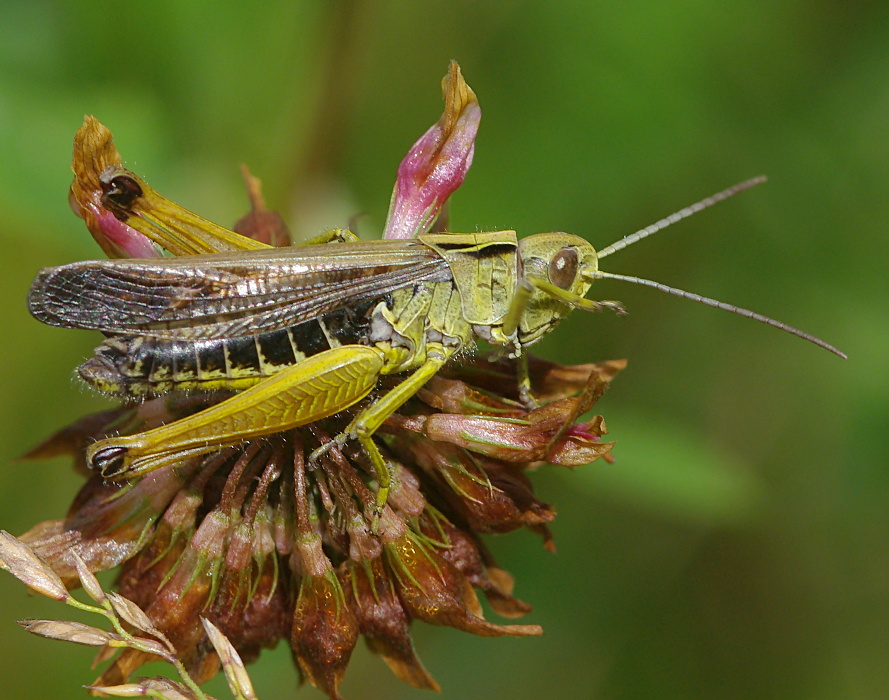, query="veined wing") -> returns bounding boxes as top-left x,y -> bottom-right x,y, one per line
29,239 -> 451,340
